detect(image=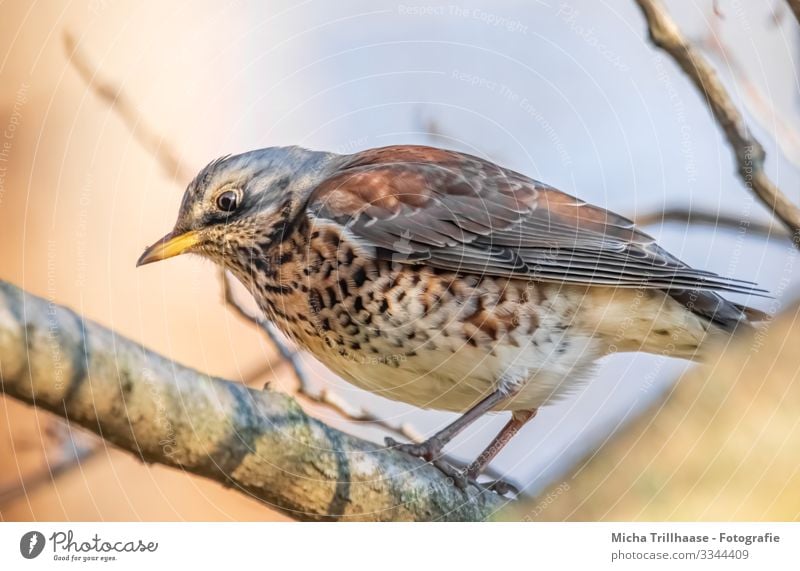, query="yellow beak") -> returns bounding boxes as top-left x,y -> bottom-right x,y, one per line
136,230 -> 201,267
